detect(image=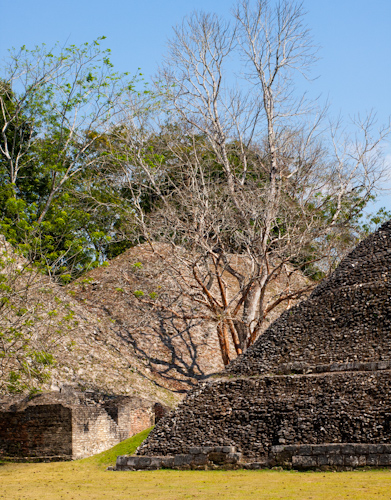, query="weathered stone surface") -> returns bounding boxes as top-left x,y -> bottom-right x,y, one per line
173,454 -> 193,467
0,391 -> 158,460
115,446 -> 242,471
292,455 -> 318,467
137,372 -> 391,461
271,443 -> 391,469
135,221 -> 391,469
